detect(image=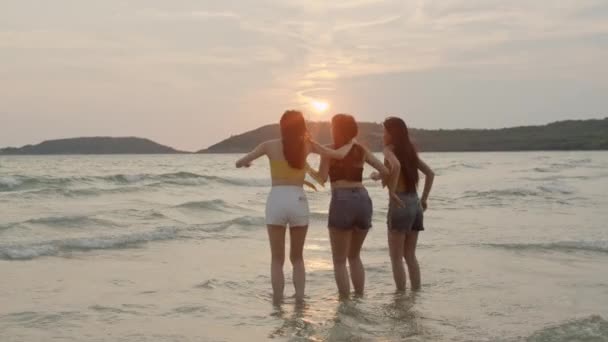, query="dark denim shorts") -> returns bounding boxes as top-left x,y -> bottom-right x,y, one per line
328,188 -> 373,230
388,192 -> 424,232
